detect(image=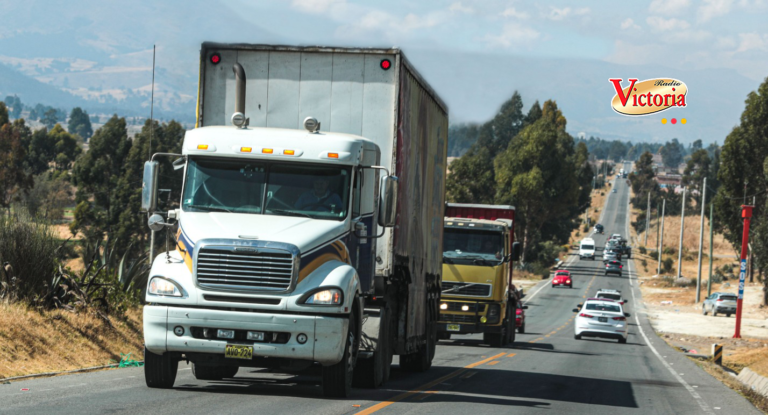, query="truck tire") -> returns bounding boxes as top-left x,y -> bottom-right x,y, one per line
322,307 -> 359,398
400,324 -> 436,372
144,347 -> 178,389
354,307 -> 390,389
518,323 -> 525,334
505,304 -> 516,344
702,305 -> 708,316
483,331 -> 504,347
192,364 -> 238,380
